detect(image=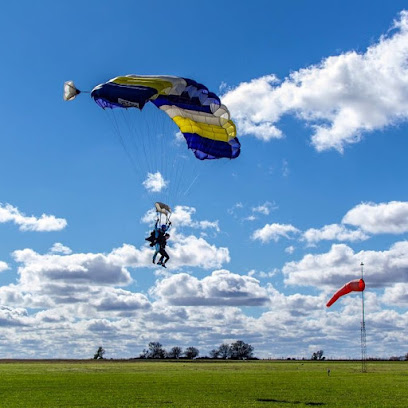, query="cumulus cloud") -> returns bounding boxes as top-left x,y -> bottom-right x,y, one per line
302,201 -> 408,245
142,205 -> 220,232
0,246 -> 154,317
343,201 -> 408,234
93,288 -> 151,314
252,223 -> 300,243
283,241 -> 408,289
169,235 -> 230,269
252,201 -> 275,216
303,224 -> 369,245
170,206 -> 220,231
50,243 -> 72,255
382,283 -> 408,306
151,269 -> 269,306
0,305 -> 28,327
0,261 -> 9,272
13,248 -> 133,289
227,202 -> 244,216
223,11 -> 408,152
142,172 -> 168,193
0,203 -> 67,232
